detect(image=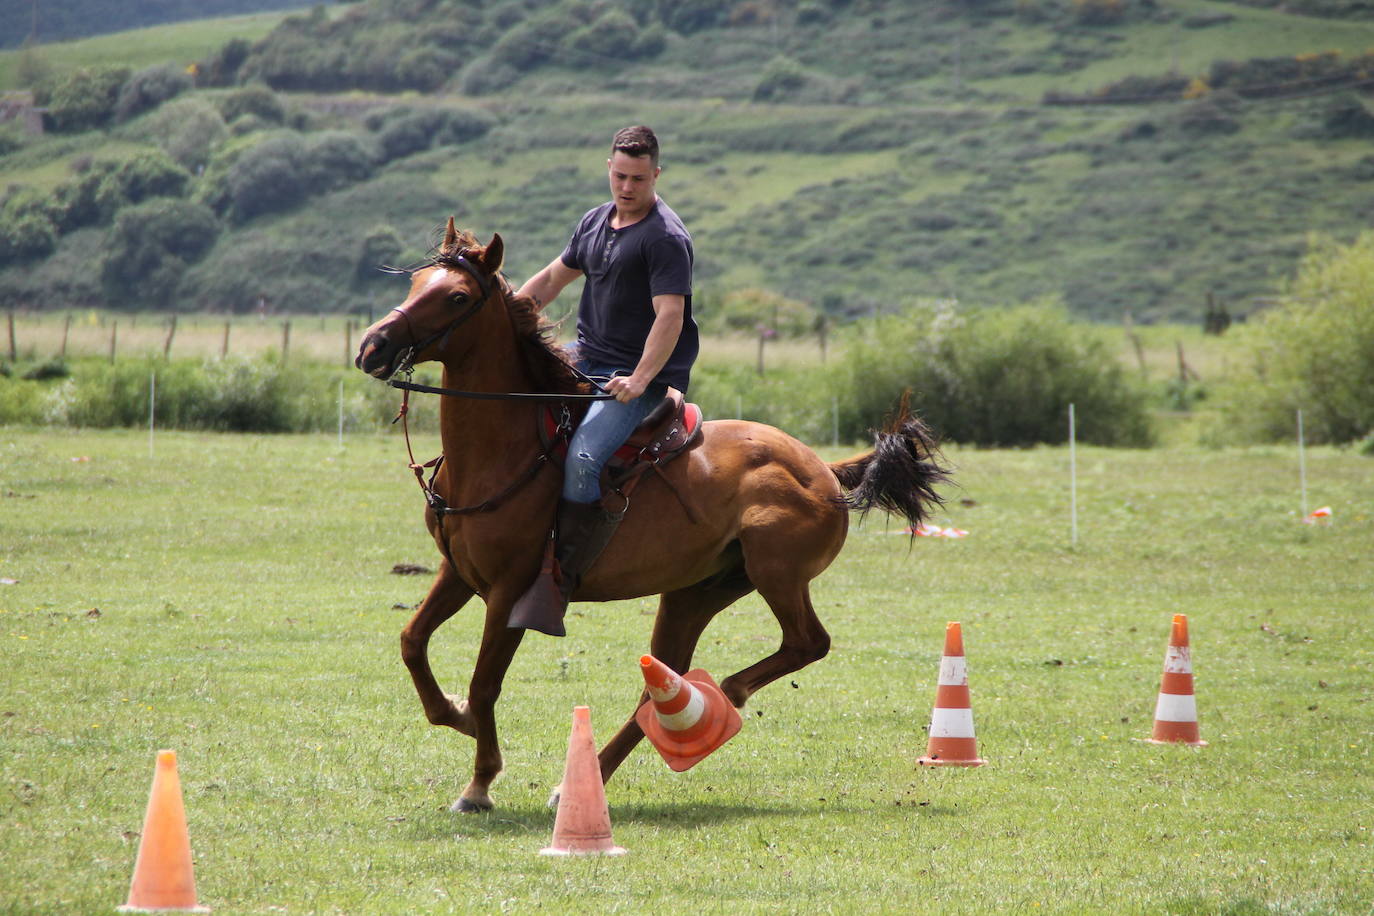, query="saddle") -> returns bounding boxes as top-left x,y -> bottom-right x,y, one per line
539,388 -> 704,497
